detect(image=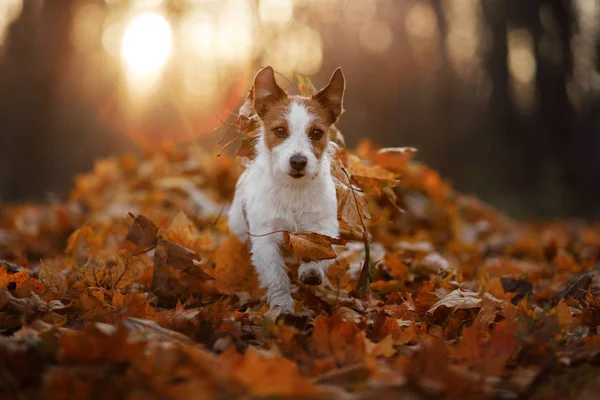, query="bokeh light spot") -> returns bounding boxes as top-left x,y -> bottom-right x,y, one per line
259,0 -> 294,26
359,20 -> 393,54
121,13 -> 172,75
508,29 -> 536,84
405,2 -> 437,40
